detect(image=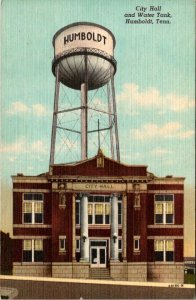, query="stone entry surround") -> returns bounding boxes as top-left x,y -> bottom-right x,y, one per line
79,193 -> 120,263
